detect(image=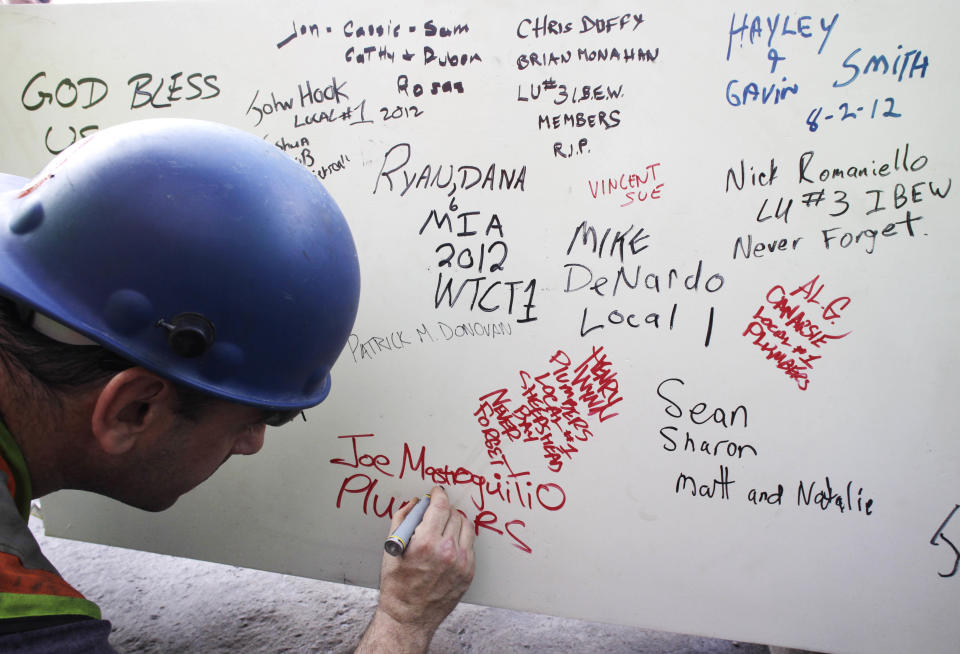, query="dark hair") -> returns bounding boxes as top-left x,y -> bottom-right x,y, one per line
0,296 -> 213,419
